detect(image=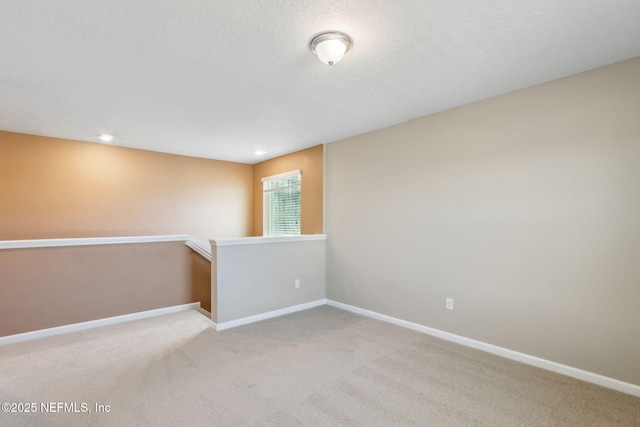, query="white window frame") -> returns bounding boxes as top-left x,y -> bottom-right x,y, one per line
262,169 -> 302,237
